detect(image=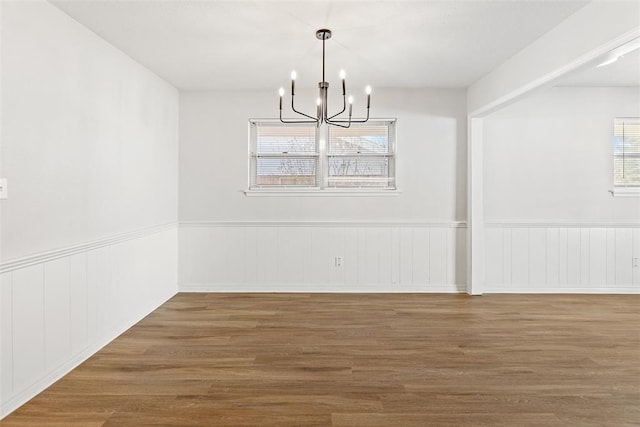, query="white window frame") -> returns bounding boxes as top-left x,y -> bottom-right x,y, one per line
246,119 -> 398,195
611,117 -> 640,197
